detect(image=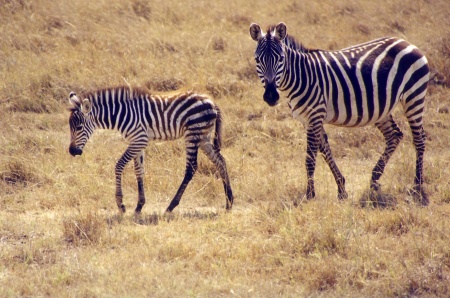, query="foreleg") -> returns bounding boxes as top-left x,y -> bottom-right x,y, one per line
166,143 -> 199,212
115,146 -> 146,213
318,127 -> 347,200
305,124 -> 321,200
